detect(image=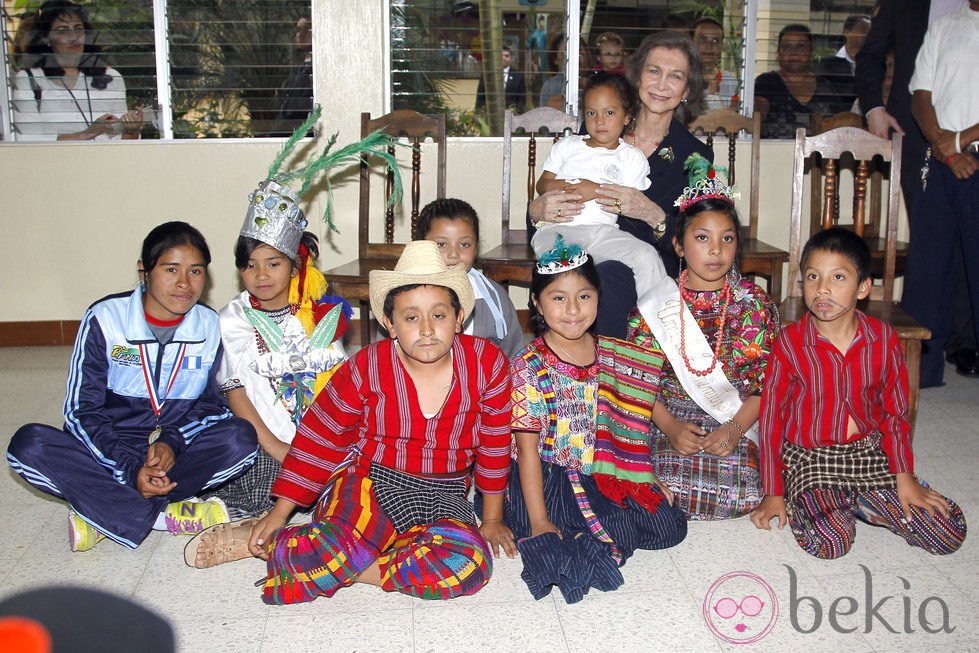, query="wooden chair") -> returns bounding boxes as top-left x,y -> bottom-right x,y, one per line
481,107 -> 579,287
781,127 -> 930,434
322,110 -> 446,345
689,109 -> 790,301
810,112 -> 908,283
